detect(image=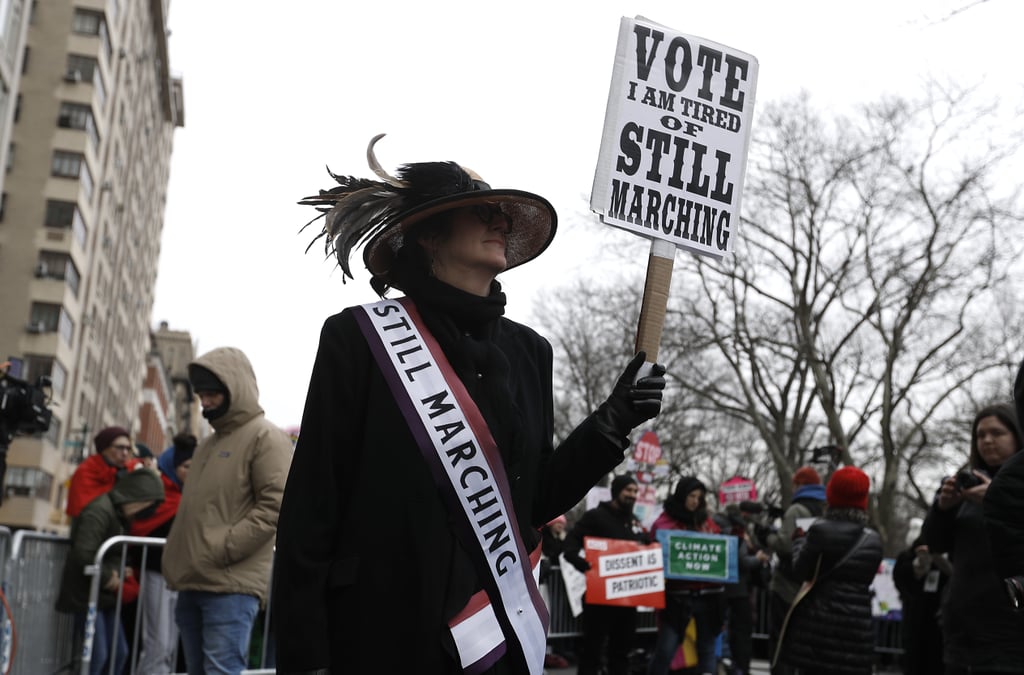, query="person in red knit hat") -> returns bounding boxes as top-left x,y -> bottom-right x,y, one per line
775,465 -> 883,675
